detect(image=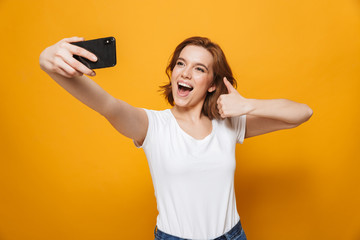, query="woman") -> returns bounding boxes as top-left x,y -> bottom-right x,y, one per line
39,36 -> 312,240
